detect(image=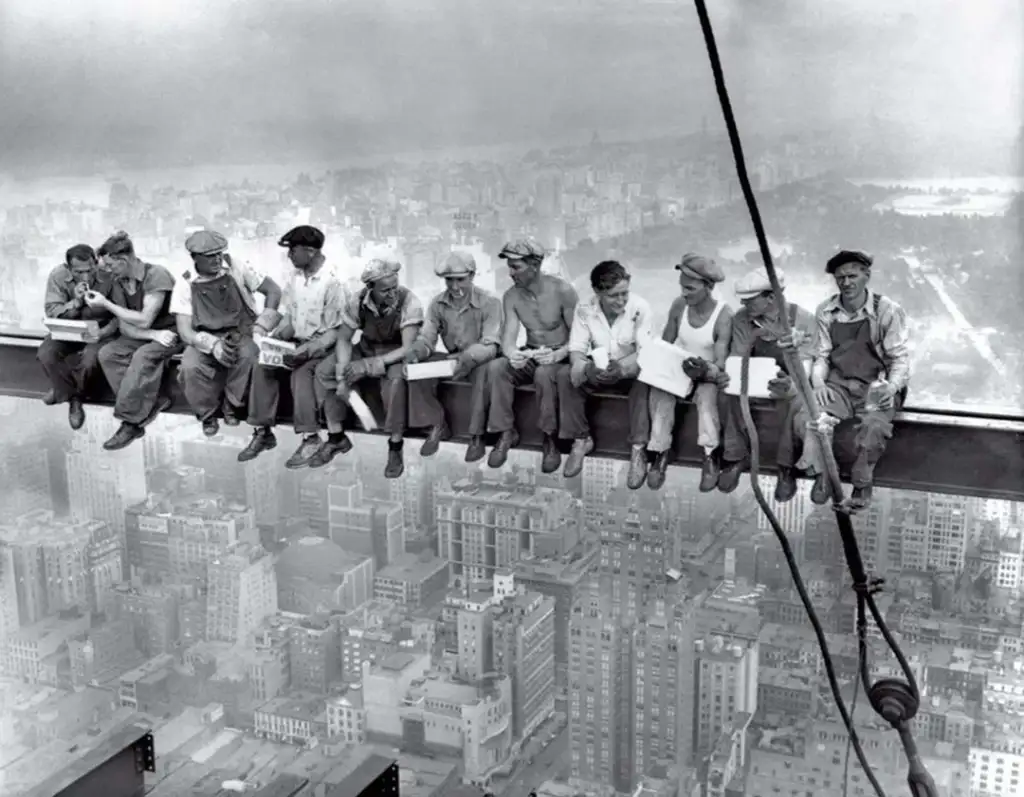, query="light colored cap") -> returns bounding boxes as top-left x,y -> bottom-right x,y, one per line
435,251 -> 477,278
735,266 -> 786,299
